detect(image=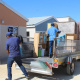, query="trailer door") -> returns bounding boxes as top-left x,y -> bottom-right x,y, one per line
16,57 -> 53,75
30,57 -> 53,75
